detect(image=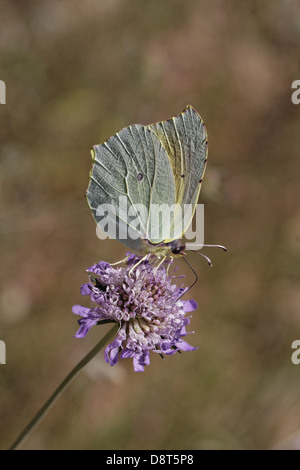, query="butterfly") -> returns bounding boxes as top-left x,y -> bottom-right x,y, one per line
86,105 -> 224,269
